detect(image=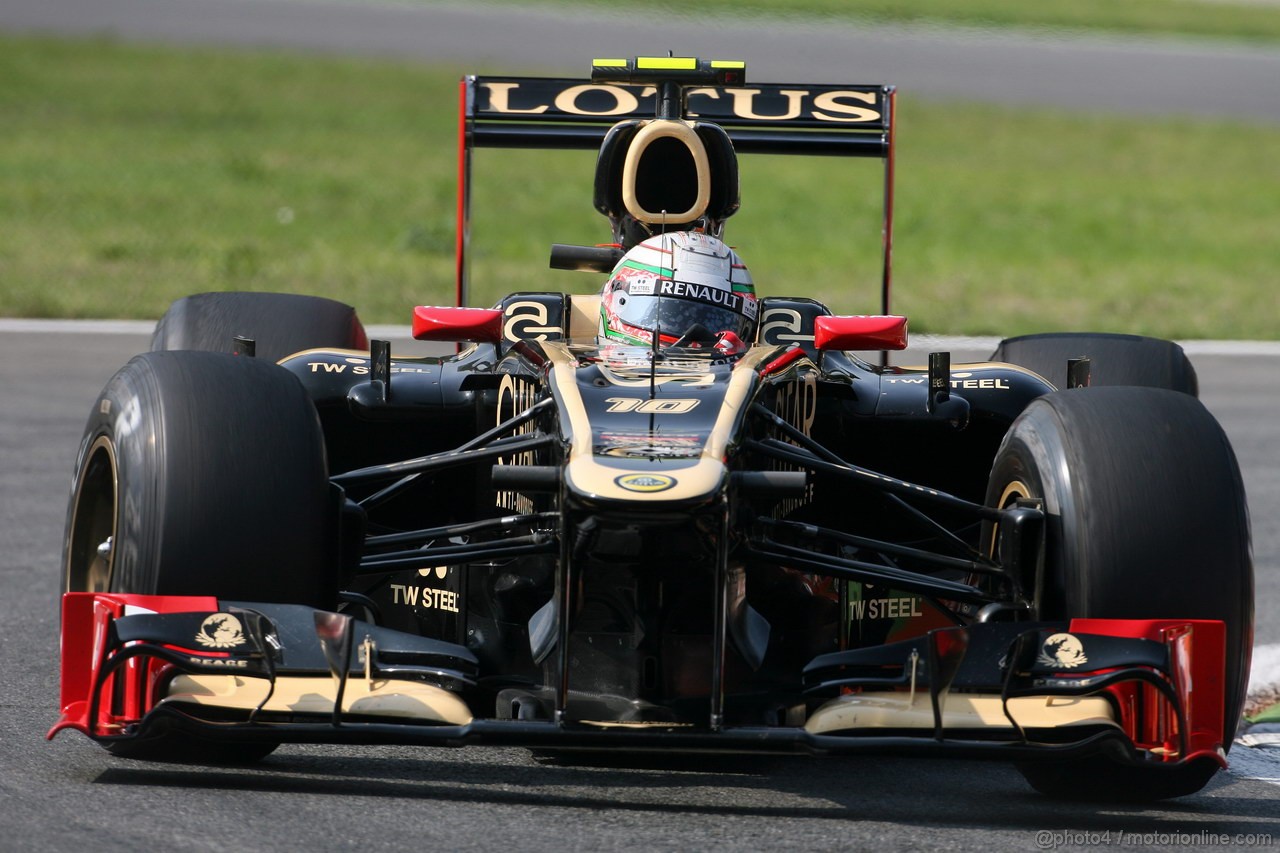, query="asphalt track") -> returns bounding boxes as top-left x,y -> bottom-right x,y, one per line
4,2 -> 1280,849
